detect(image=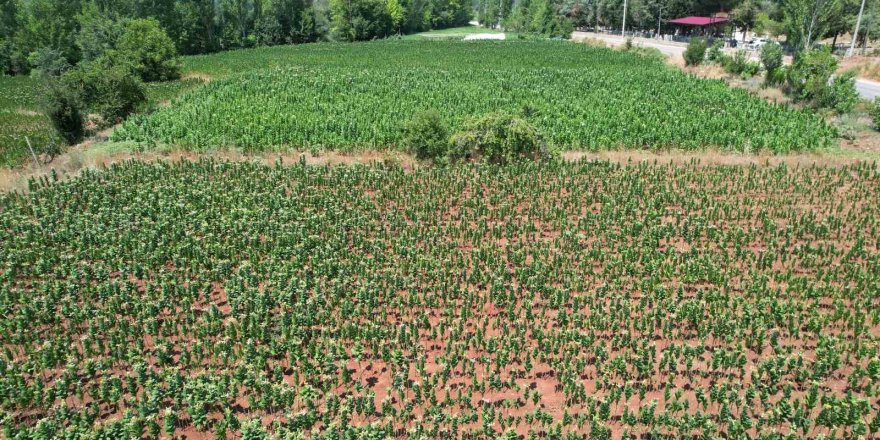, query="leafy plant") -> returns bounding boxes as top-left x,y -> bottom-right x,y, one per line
114,18 -> 181,82
760,42 -> 783,74
64,57 -> 147,125
817,70 -> 859,115
401,110 -> 449,161
449,112 -> 550,163
684,38 -> 707,66
41,77 -> 85,145
707,39 -> 724,62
